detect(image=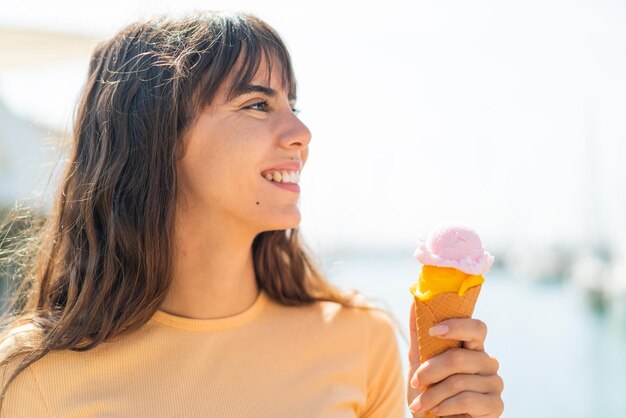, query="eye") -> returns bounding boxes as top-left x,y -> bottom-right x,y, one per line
244,99 -> 301,115
246,100 -> 269,111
